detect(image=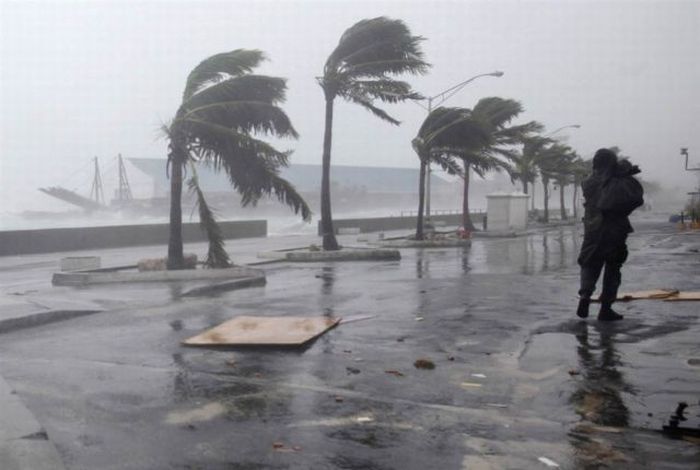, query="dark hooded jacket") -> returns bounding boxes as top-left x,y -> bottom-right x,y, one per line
577,160 -> 643,266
